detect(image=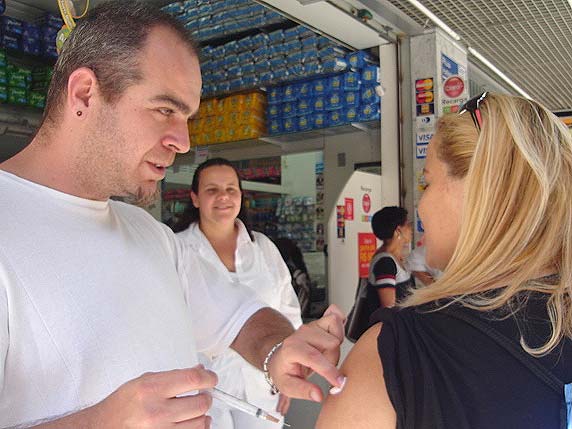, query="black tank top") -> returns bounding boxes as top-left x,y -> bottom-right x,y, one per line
375,292 -> 572,429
